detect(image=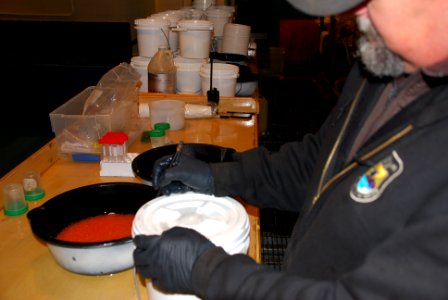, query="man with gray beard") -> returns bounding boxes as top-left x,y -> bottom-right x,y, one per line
356,13 -> 404,77
134,0 -> 448,299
